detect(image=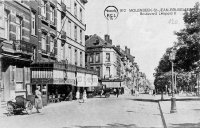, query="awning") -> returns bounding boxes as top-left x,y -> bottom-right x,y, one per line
102,81 -> 121,88
92,75 -> 98,87
85,74 -> 92,87
77,72 -> 85,87
65,72 -> 76,85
